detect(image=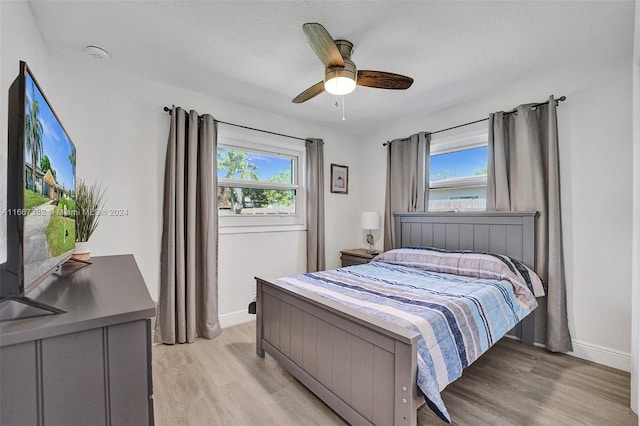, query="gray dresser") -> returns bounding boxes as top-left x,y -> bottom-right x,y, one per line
0,255 -> 156,426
